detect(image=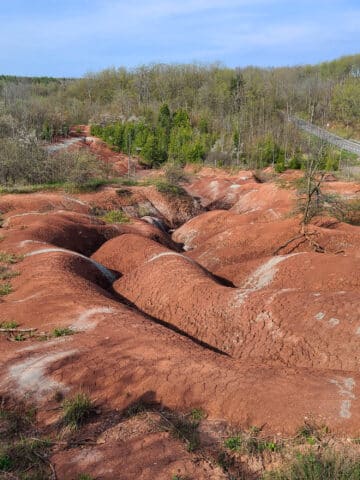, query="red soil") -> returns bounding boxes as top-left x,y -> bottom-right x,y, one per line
1,159 -> 360,477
